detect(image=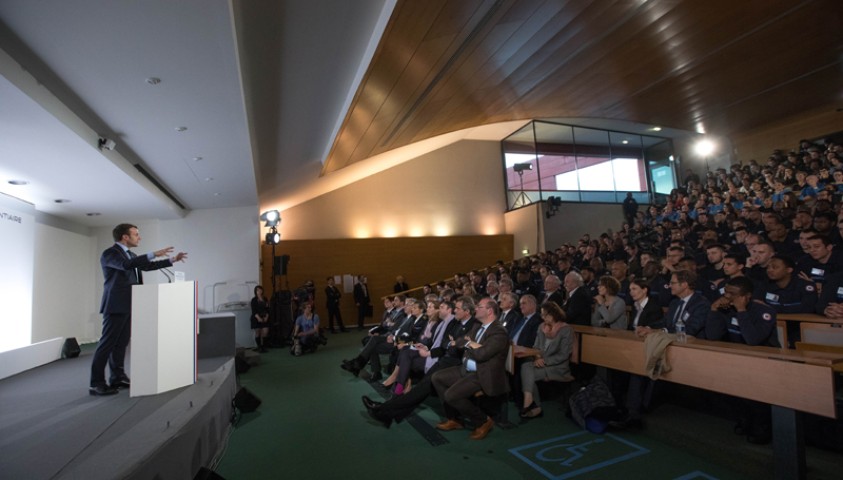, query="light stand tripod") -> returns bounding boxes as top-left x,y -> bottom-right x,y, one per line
512,168 -> 532,208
